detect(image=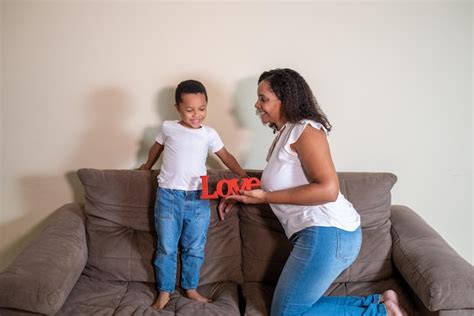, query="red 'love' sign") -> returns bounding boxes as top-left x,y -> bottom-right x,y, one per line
200,176 -> 261,199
